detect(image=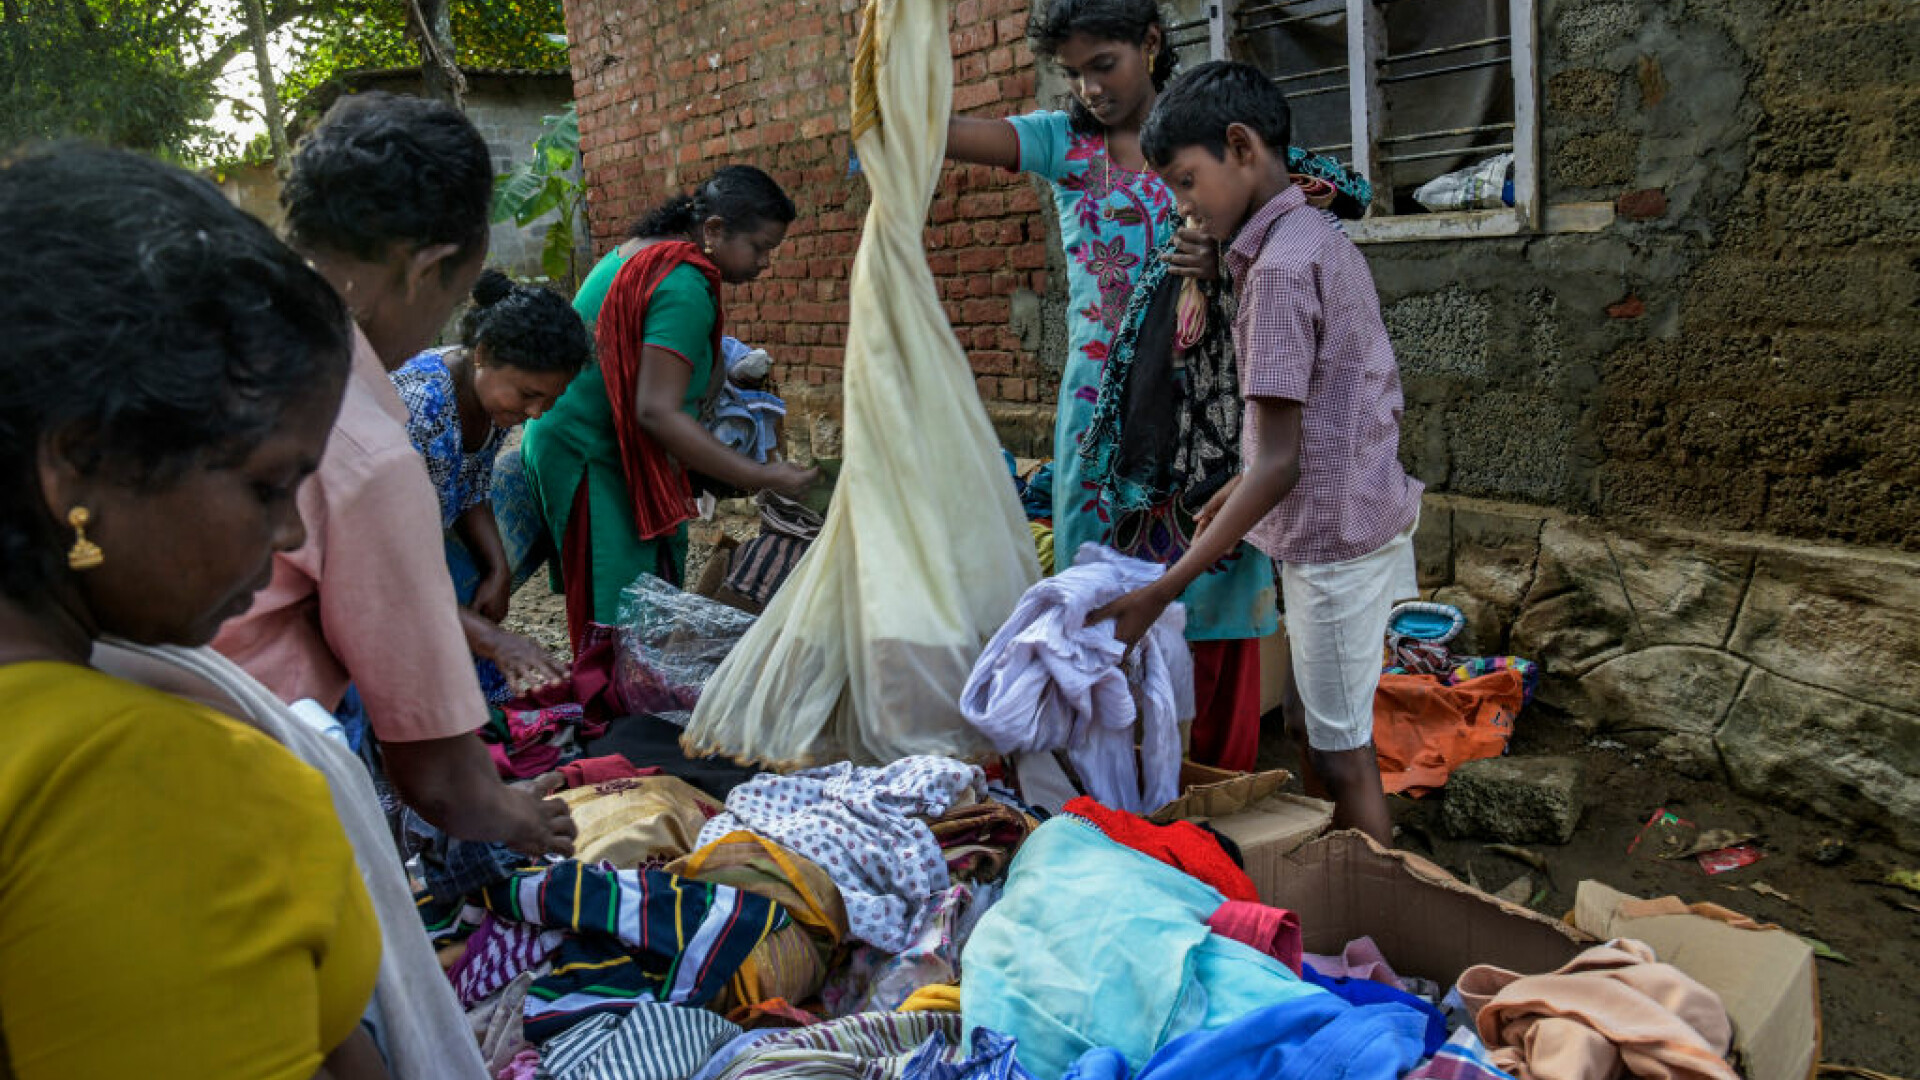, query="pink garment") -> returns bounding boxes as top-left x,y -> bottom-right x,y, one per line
496,1049 -> 541,1080
558,754 -> 657,789
447,915 -> 565,1008
1226,183 -> 1423,565
1207,900 -> 1303,975
212,325 -> 484,743
1456,939 -> 1738,1080
1304,935 -> 1405,988
485,704 -> 599,780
